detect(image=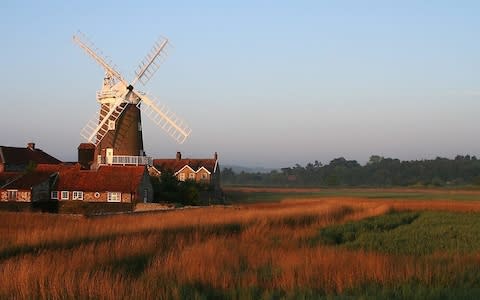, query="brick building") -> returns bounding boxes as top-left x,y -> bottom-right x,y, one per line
53,165 -> 153,203
153,152 -> 220,191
